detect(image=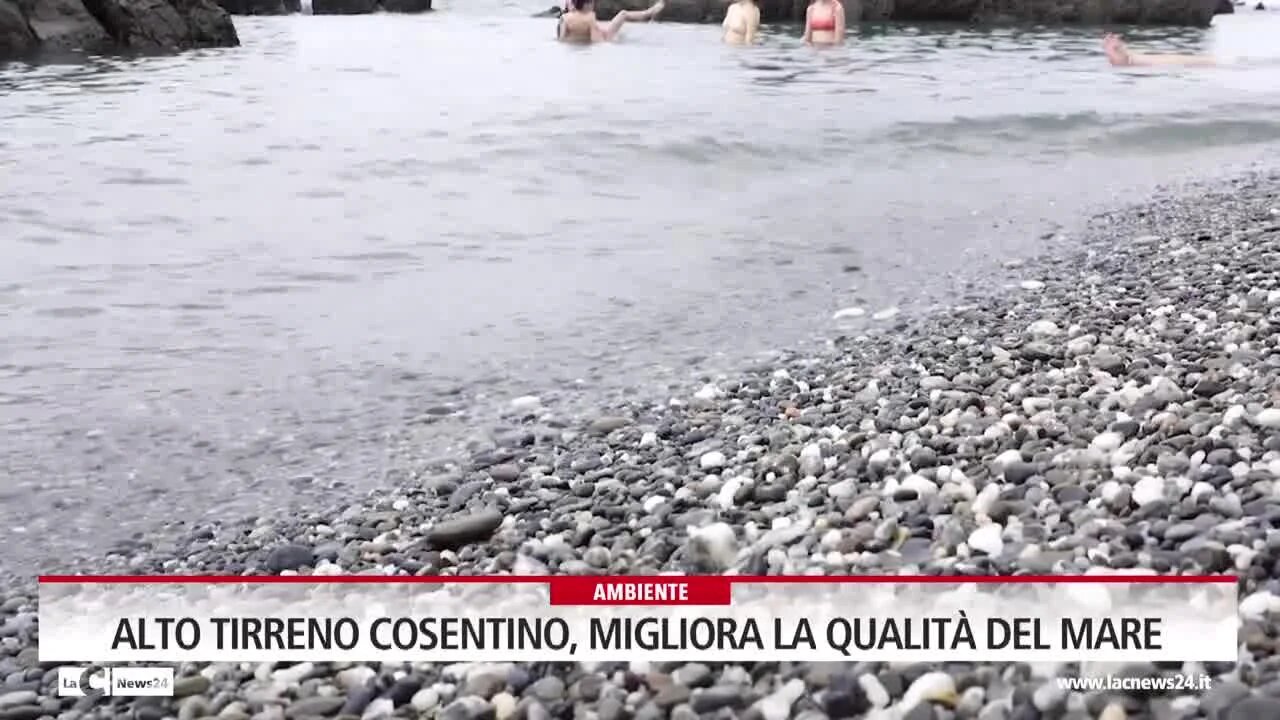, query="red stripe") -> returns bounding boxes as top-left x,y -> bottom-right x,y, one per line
37,574 -> 1237,584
